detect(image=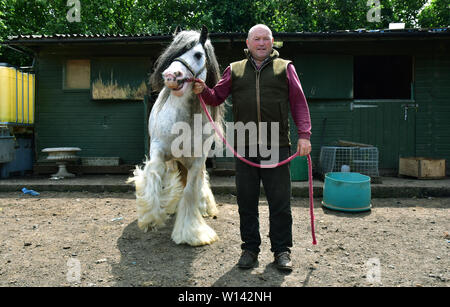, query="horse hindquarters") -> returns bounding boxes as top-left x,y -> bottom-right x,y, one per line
128,155 -> 183,232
